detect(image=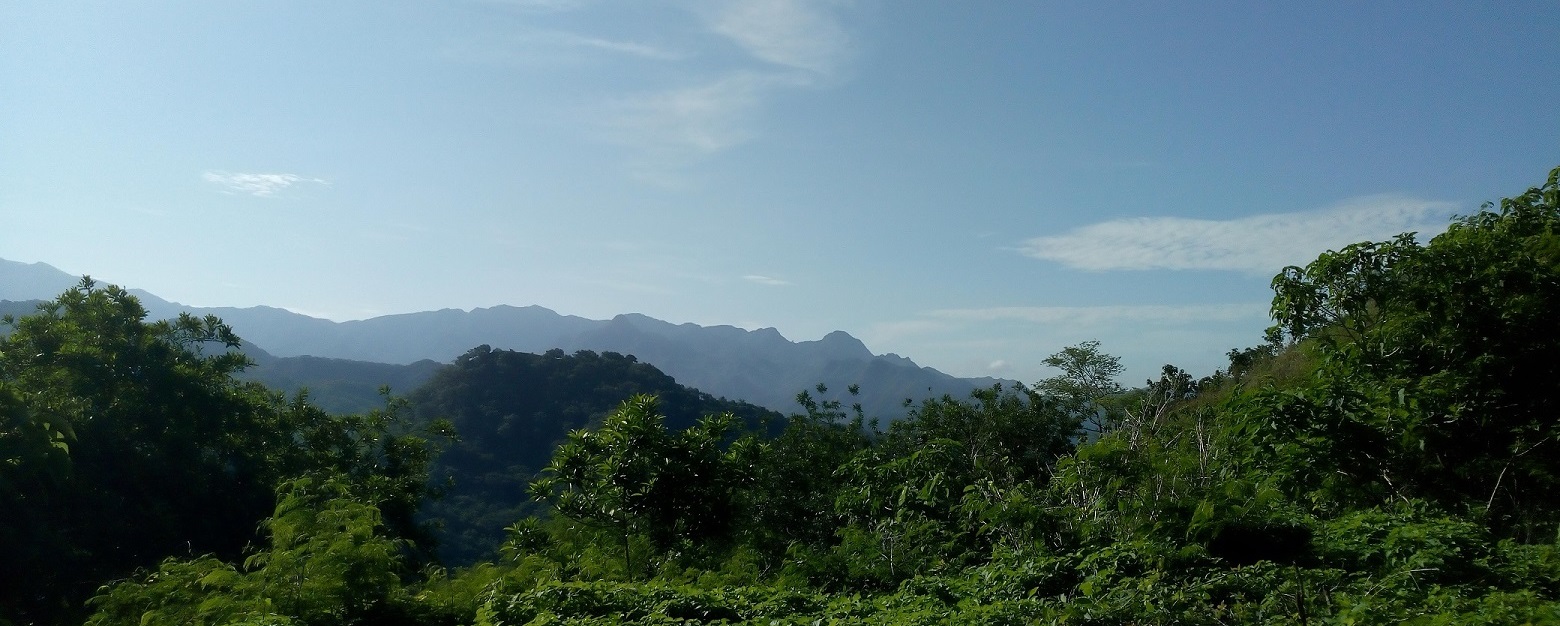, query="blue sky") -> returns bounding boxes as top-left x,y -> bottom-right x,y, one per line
3,1 -> 1557,385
